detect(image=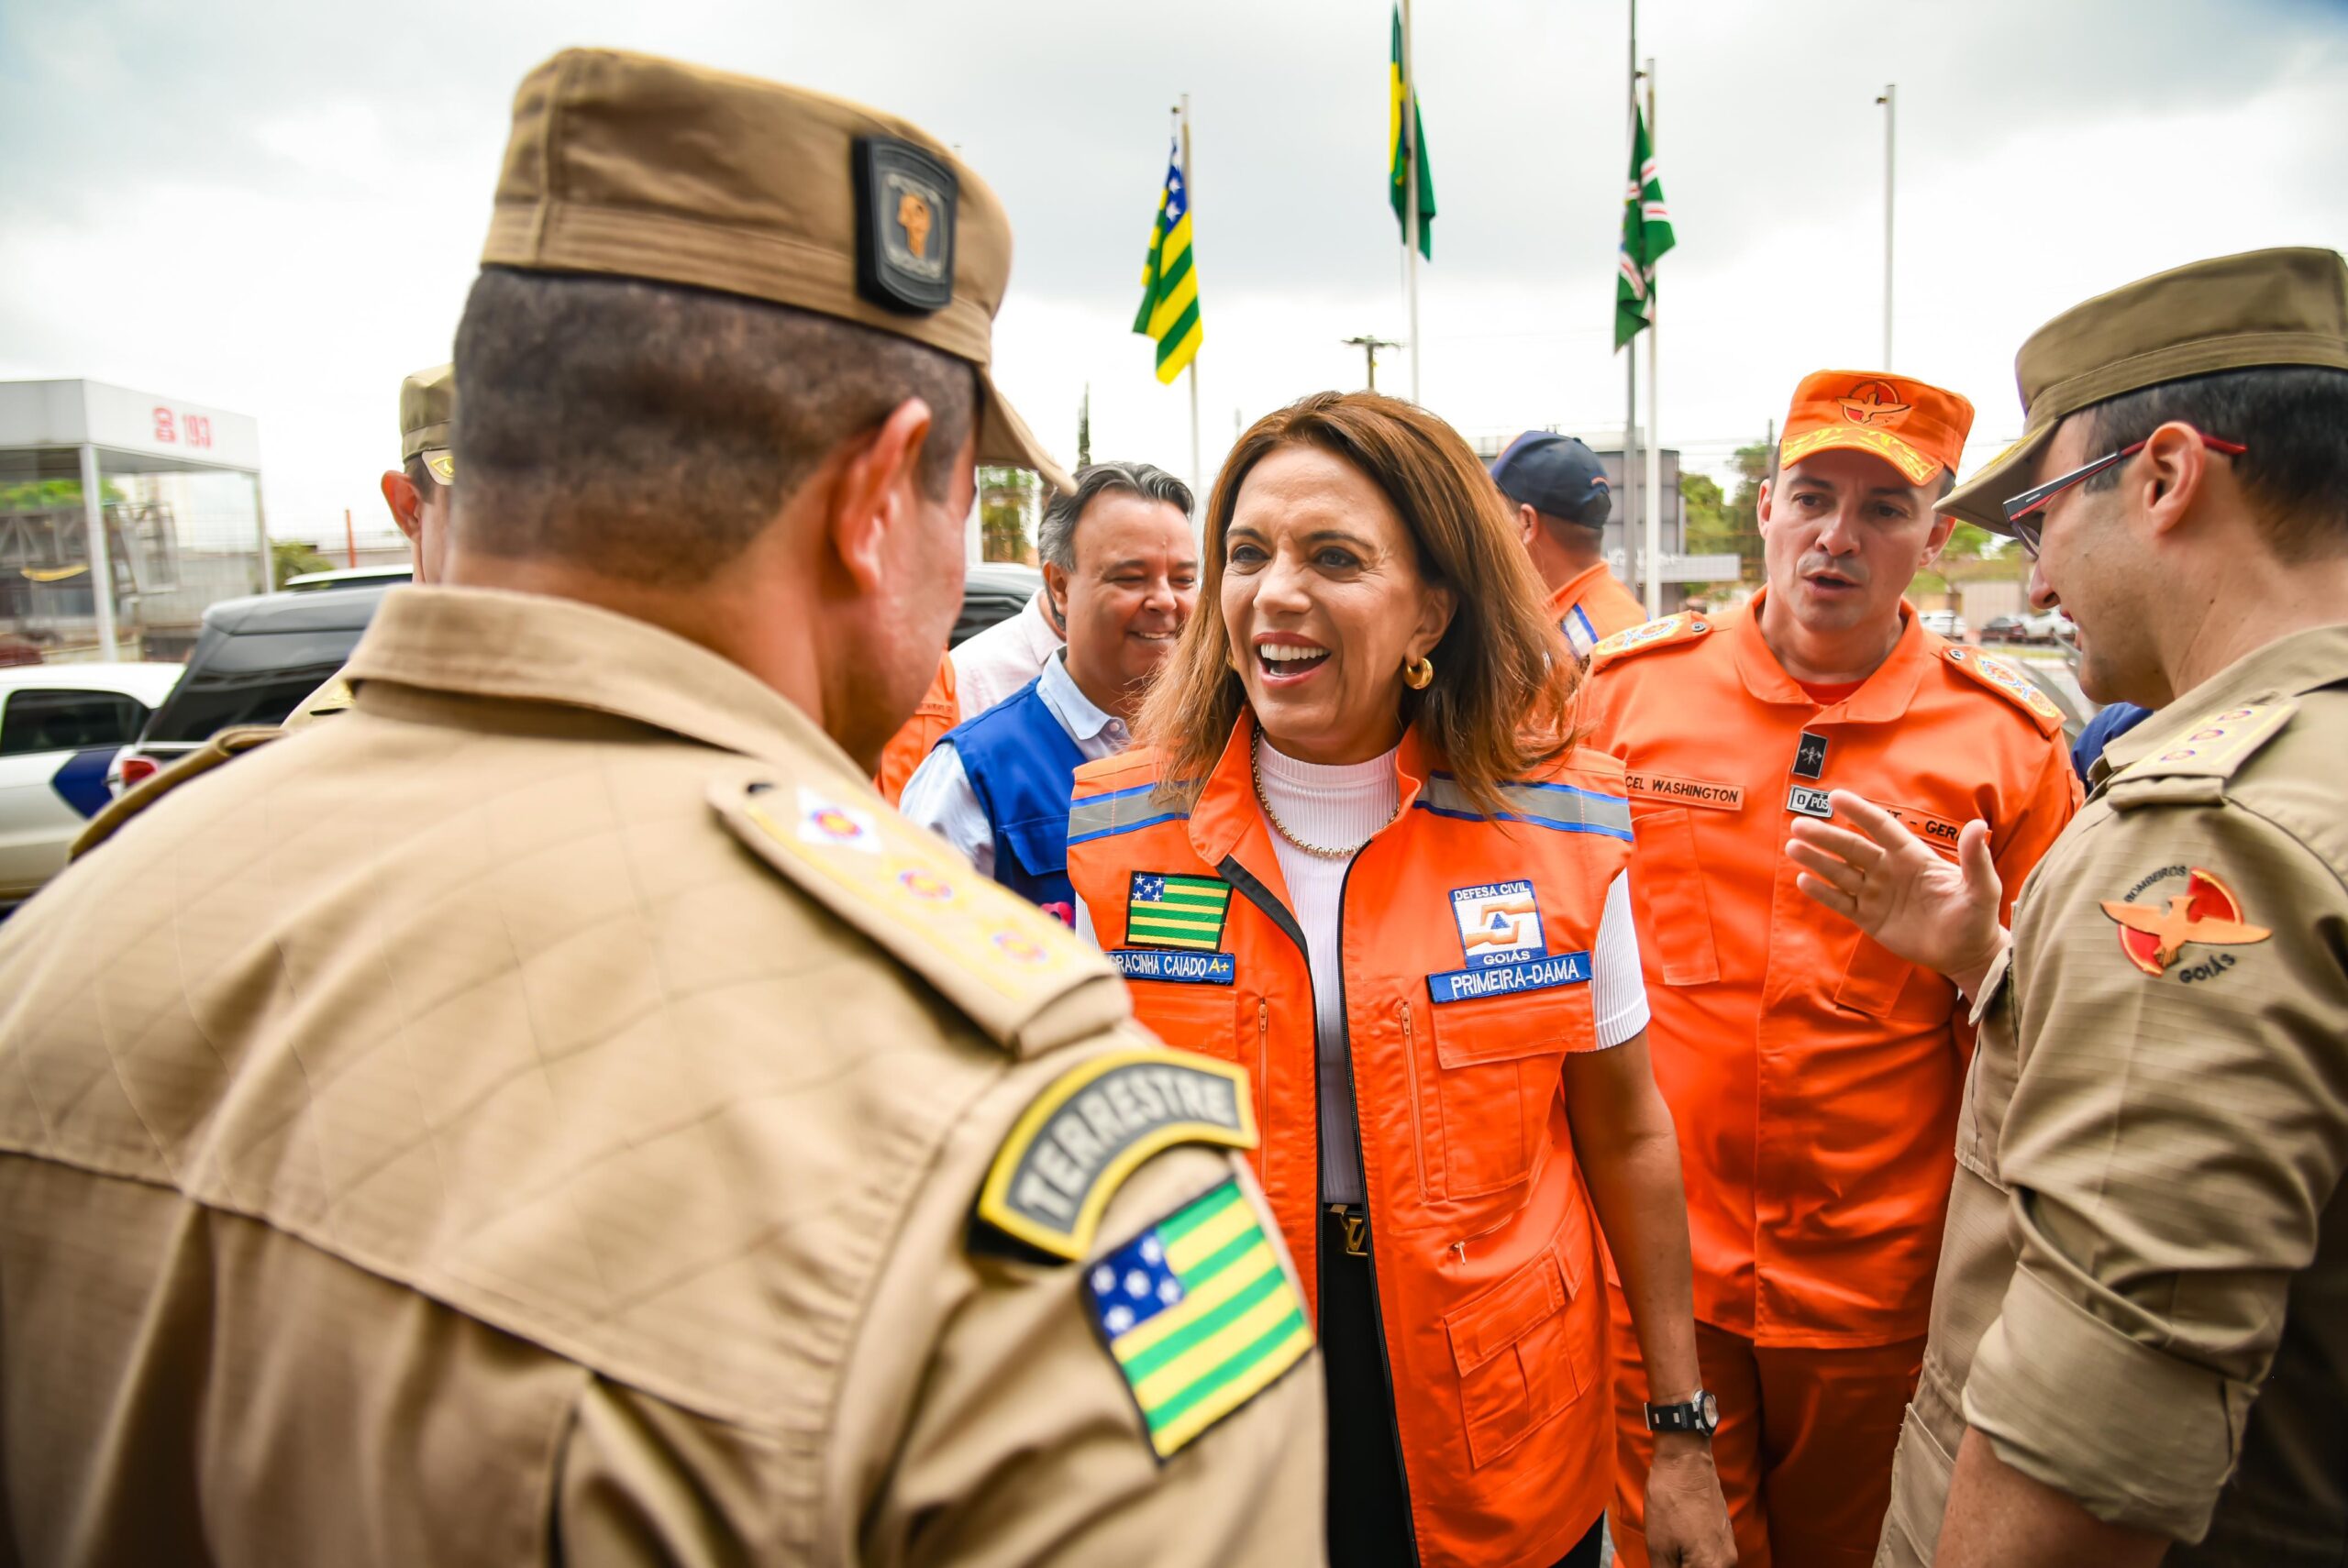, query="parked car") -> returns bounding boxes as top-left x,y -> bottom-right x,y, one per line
2019,608 -> 2074,643
954,562 -> 1041,646
1919,609 -> 1969,642
282,565 -> 414,592
1977,615 -> 2027,645
0,662 -> 183,911
107,582 -> 399,796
